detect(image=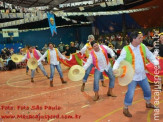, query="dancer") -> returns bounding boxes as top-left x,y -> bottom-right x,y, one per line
38,43 -> 67,87
81,35 -> 106,92
113,31 -> 159,117
22,46 -> 49,82
83,40 -> 116,101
